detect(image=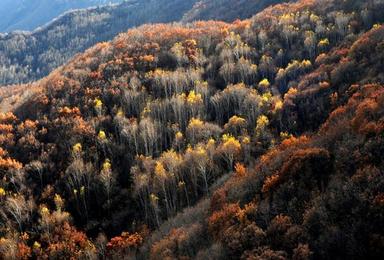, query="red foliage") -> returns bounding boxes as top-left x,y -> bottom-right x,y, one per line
107,232 -> 143,257
17,242 -> 32,260
208,203 -> 241,239
262,147 -> 330,193
38,222 -> 94,259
